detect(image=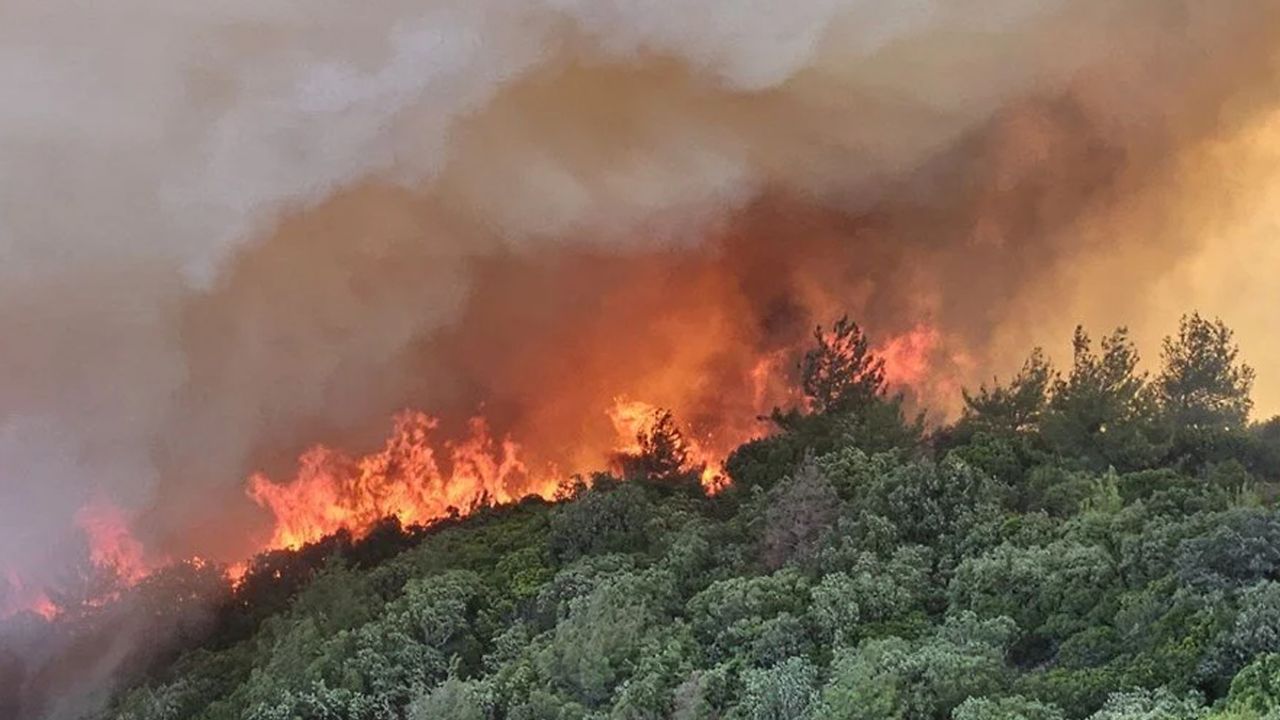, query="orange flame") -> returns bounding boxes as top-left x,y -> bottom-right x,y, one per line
2,503 -> 155,619
30,593 -> 58,621
607,397 -> 730,492
876,323 -> 972,415
750,351 -> 806,412
606,398 -> 665,457
225,561 -> 249,587
249,398 -> 744,555
247,411 -> 559,551
74,502 -> 151,585
4,318 -> 949,619
877,323 -> 941,388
